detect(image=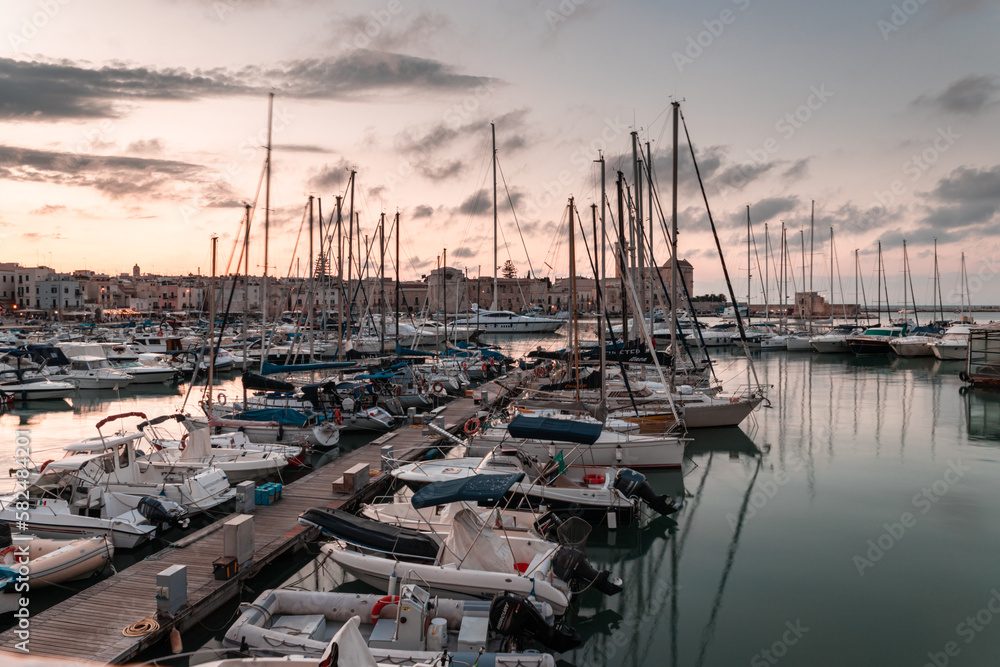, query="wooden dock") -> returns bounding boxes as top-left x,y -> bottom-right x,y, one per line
0,387 -> 504,664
